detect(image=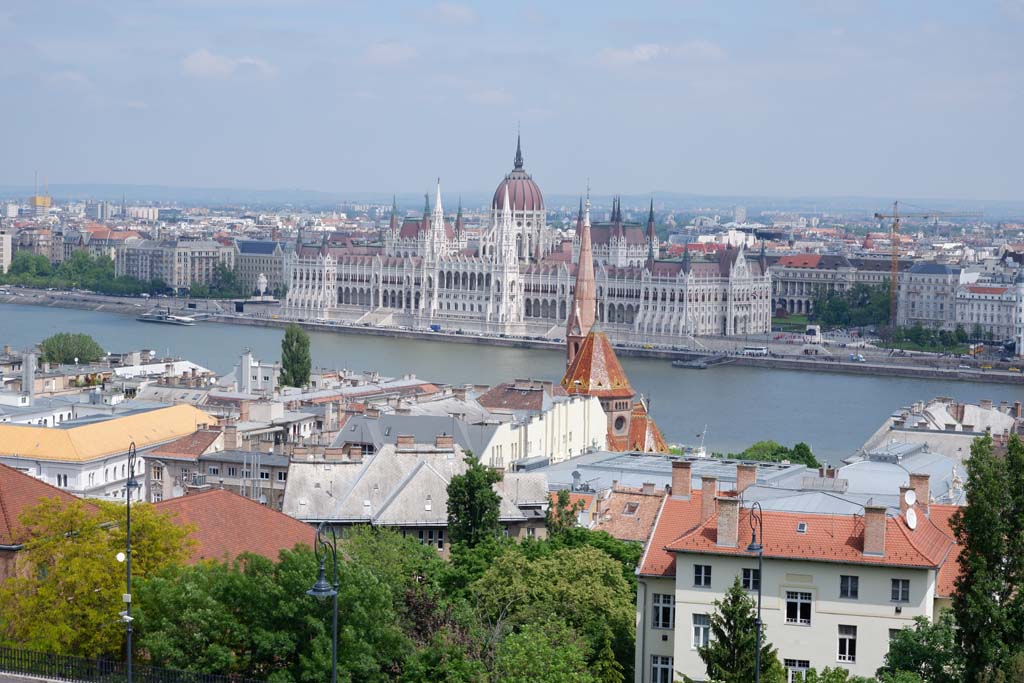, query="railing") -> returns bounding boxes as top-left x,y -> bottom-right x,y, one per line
0,647 -> 264,683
